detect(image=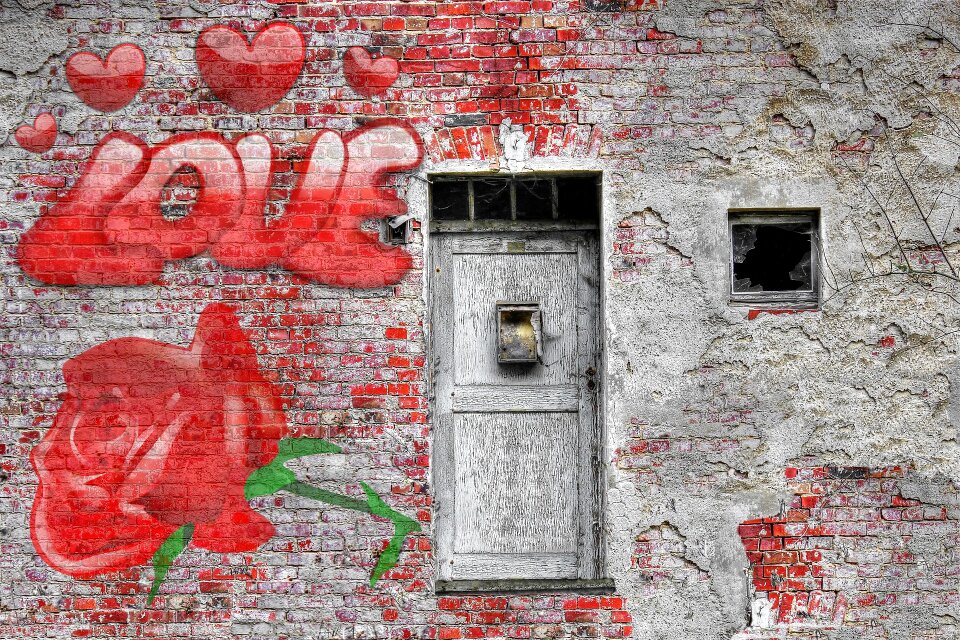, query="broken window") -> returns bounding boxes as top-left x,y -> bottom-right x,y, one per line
729,210 -> 820,308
